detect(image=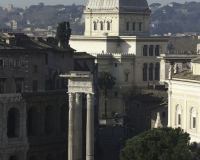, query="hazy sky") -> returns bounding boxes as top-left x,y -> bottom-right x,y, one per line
1,0 -> 200,8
